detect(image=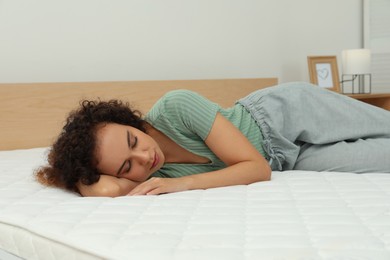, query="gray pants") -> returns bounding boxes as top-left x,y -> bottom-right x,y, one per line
237,82 -> 390,173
